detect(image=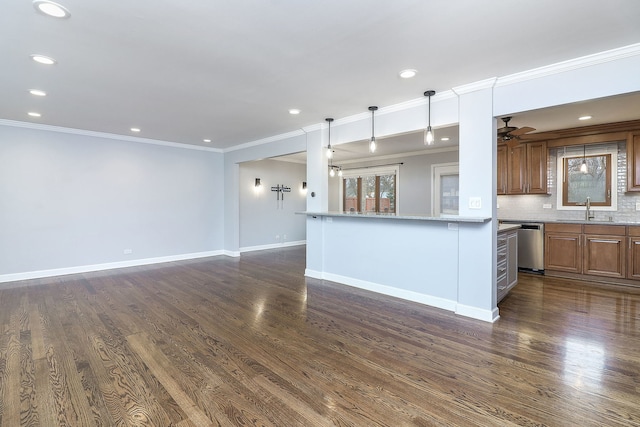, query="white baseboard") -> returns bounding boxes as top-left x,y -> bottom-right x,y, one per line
304,269 -> 323,280
0,250 -> 225,284
240,240 -> 306,253
222,250 -> 241,257
305,271 -> 458,314
455,304 -> 500,323
305,270 -> 499,323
